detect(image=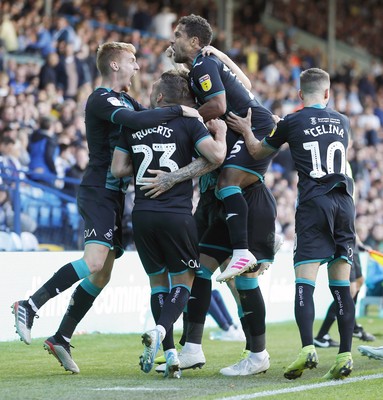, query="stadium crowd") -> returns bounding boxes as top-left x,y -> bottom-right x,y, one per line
0,0 -> 382,254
